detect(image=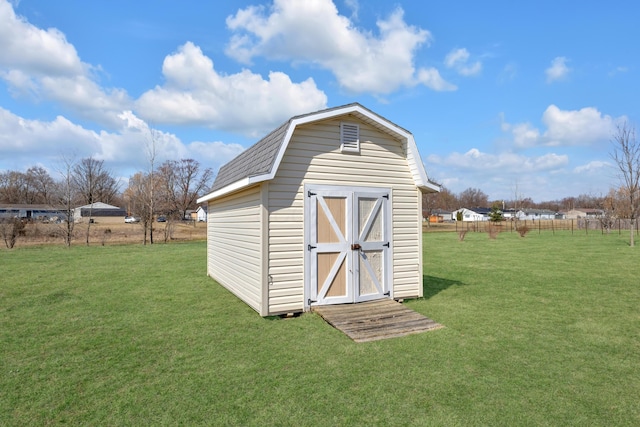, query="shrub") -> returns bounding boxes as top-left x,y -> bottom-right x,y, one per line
516,225 -> 530,237
101,228 -> 112,246
487,223 -> 500,239
0,218 -> 25,249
